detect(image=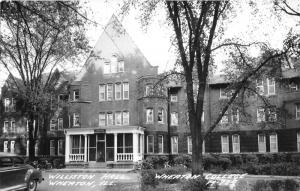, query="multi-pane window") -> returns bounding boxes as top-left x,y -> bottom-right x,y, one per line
73,90 -> 79,101
221,135 -> 229,153
10,141 -> 15,153
73,114 -> 80,126
99,113 -> 106,126
3,141 -> 8,152
171,136 -> 178,154
267,107 -> 277,122
50,119 -> 56,131
297,132 -> 300,152
187,136 -> 192,154
145,84 -> 153,96
58,140 -> 64,155
289,82 -> 298,91
115,83 -> 122,100
71,135 -> 84,154
147,135 -> 154,153
158,135 -> 163,153
171,112 -> 178,126
123,82 -> 129,100
256,79 -> 264,95
267,78 -> 276,95
270,134 -> 278,152
220,88 -> 228,99
4,98 -> 10,112
50,140 -> 55,156
110,56 -> 118,73
3,121 -> 9,133
58,118 -> 63,130
99,84 -> 106,101
258,134 -> 266,153
157,108 -> 164,123
221,111 -> 229,124
170,94 -> 178,102
107,112 -> 113,125
107,84 -> 113,101
123,111 -> 129,125
232,109 -> 239,123
115,112 -> 122,125
118,61 -> 124,72
296,104 -> 300,120
11,98 -> 16,112
232,134 -> 240,153
257,108 -> 265,122
103,63 -> 110,74
146,108 -> 153,123
11,121 -> 15,133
